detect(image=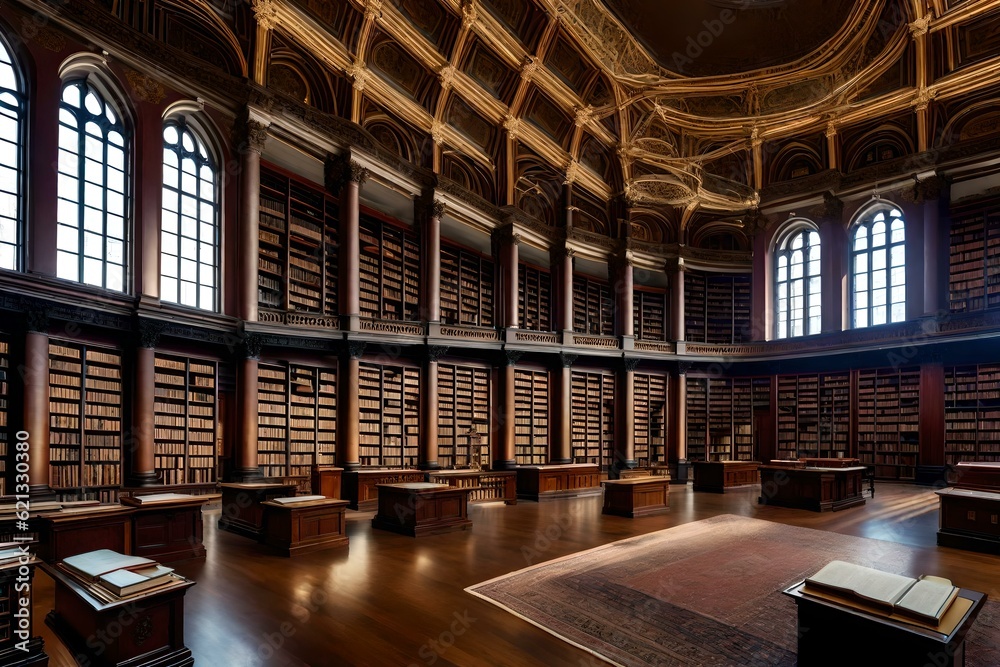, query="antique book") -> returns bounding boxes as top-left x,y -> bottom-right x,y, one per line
804,560 -> 959,624
269,495 -> 326,505
120,493 -> 200,505
99,564 -> 175,597
62,549 -> 157,582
